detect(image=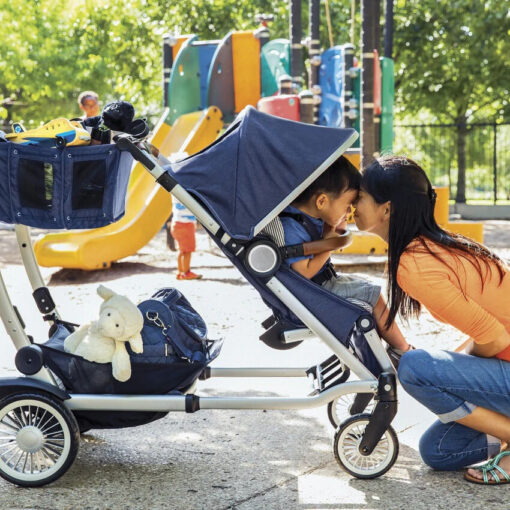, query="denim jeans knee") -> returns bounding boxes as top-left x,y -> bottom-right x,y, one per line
397,348 -> 430,389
